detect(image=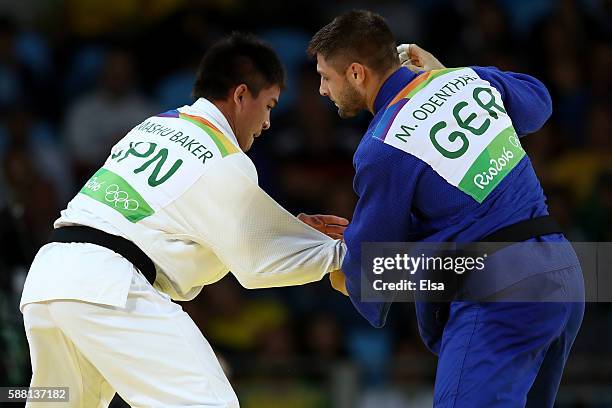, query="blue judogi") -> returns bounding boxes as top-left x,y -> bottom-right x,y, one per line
341,67 -> 584,406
